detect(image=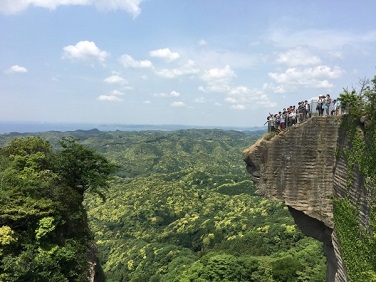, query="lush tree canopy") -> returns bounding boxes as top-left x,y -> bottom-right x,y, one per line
0,136 -> 117,281
0,129 -> 326,281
